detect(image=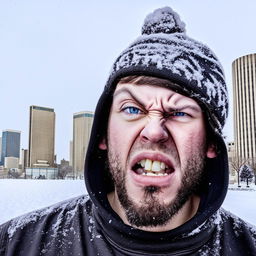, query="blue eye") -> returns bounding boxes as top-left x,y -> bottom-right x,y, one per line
123,106 -> 142,115
173,112 -> 186,116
